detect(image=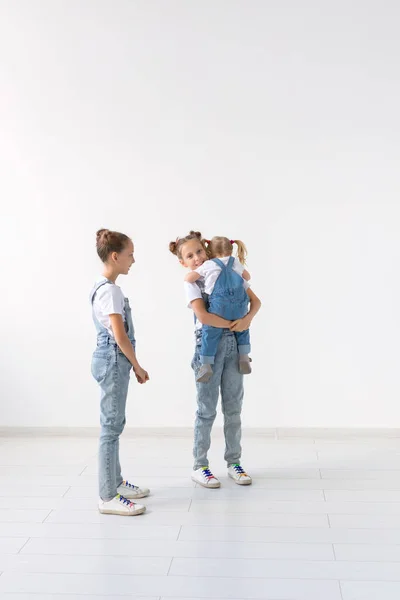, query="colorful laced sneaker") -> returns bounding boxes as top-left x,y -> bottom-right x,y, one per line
191,466 -> 221,488
228,464 -> 252,485
98,494 -> 146,516
117,480 -> 150,499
